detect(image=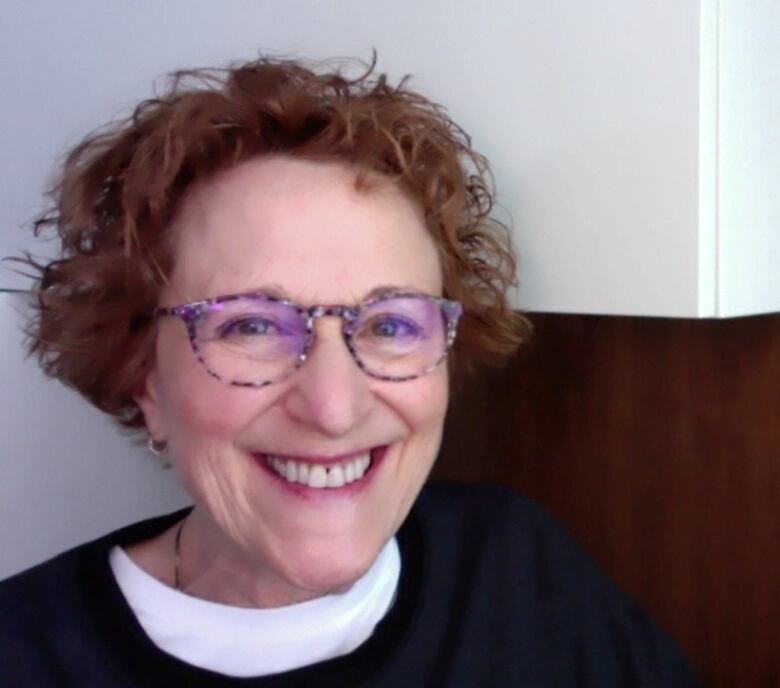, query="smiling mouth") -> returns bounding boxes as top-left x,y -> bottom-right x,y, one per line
263,450 -> 377,489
